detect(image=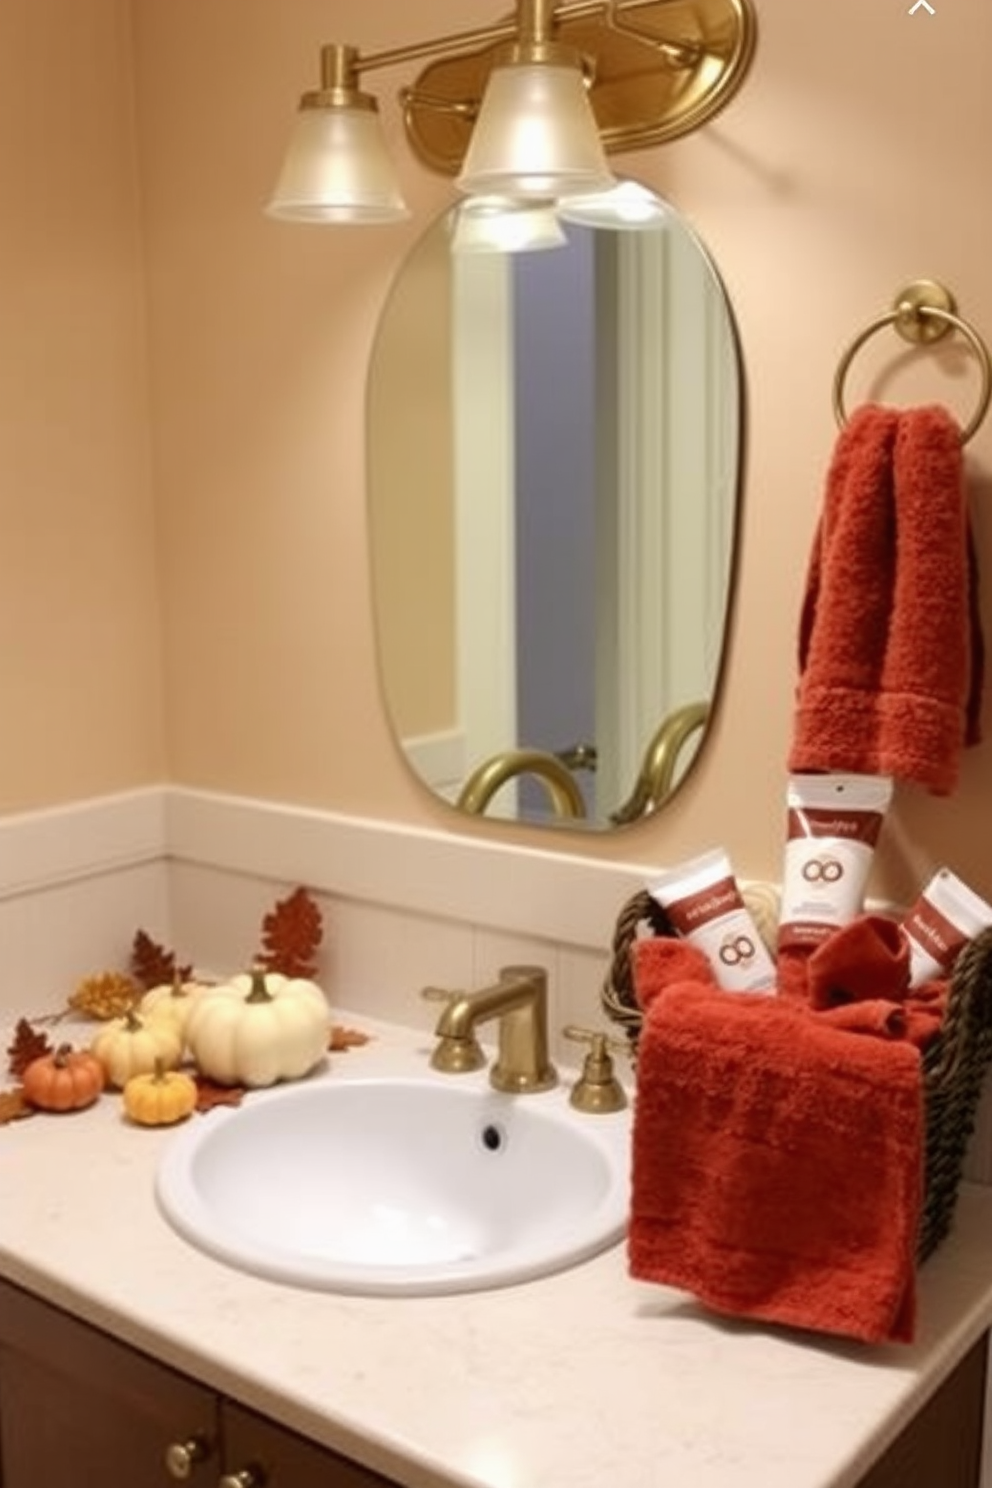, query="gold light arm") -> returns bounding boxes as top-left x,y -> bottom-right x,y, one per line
610,701 -> 710,825
350,0 -> 719,79
300,0 -> 755,176
457,748 -> 587,819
